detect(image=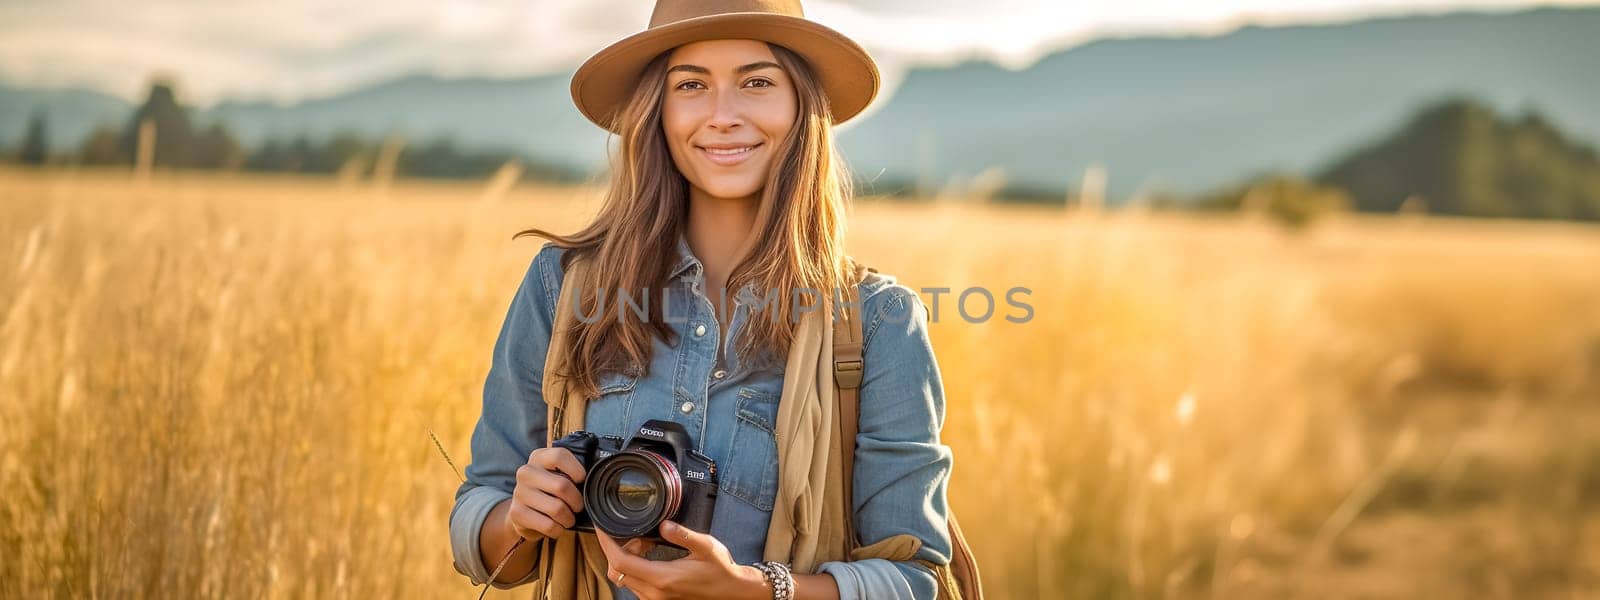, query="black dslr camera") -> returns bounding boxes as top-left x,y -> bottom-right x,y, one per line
551,419 -> 718,543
